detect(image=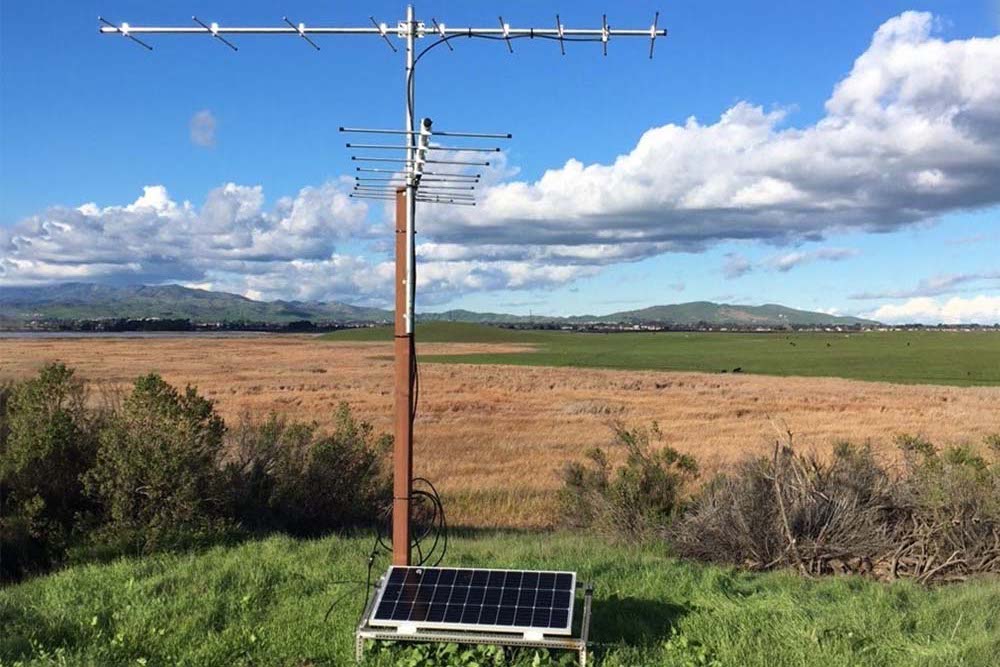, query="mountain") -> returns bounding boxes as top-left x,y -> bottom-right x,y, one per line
0,283 -> 391,325
593,301 -> 875,326
420,309 -> 544,324
0,283 -> 878,328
